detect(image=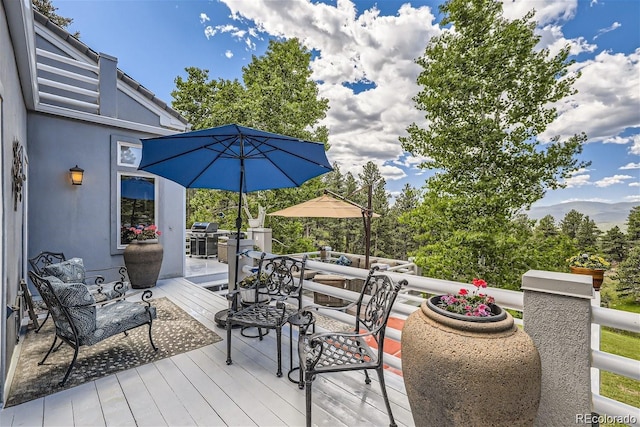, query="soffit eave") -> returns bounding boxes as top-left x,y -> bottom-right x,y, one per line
3,0 -> 39,110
